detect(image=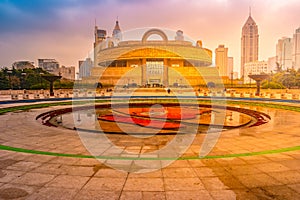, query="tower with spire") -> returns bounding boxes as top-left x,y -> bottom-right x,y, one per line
112,19 -> 122,41
240,7 -> 259,79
